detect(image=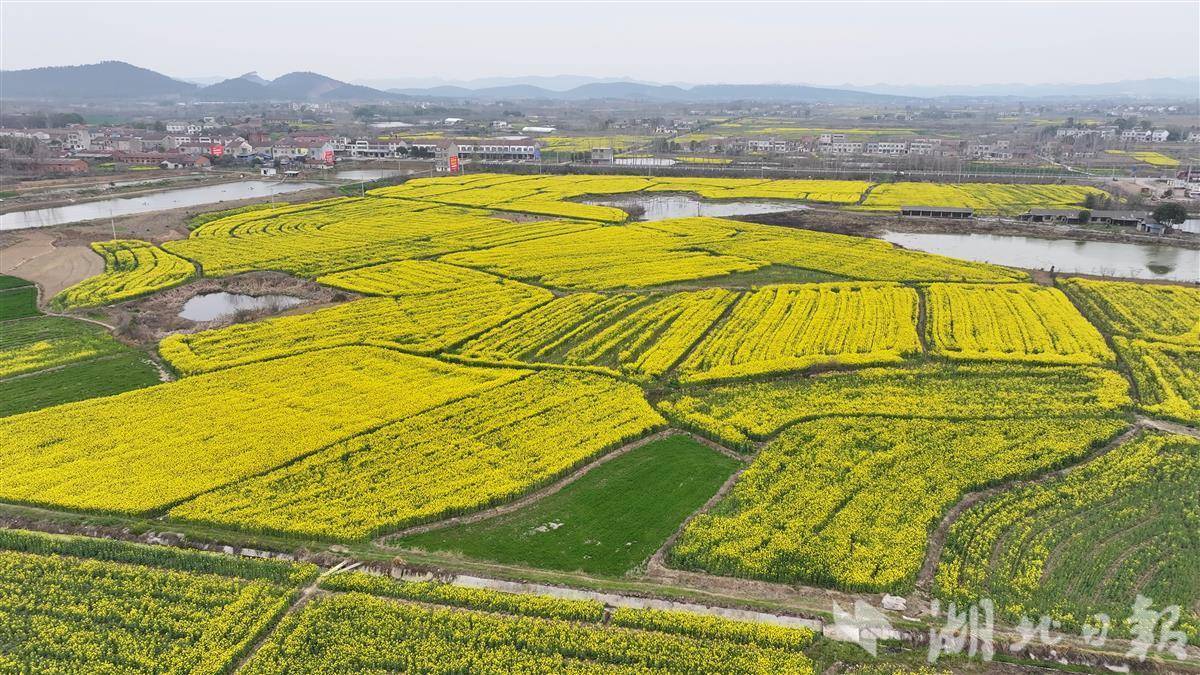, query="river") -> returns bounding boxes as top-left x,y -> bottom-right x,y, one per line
883,231 -> 1199,282
0,181 -> 322,231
